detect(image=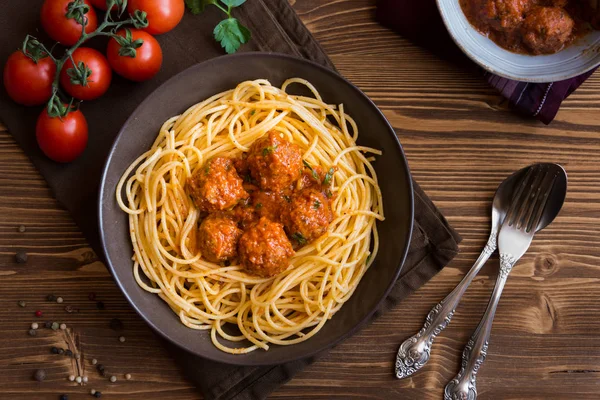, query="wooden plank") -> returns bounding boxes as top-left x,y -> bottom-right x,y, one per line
0,0 -> 599,398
